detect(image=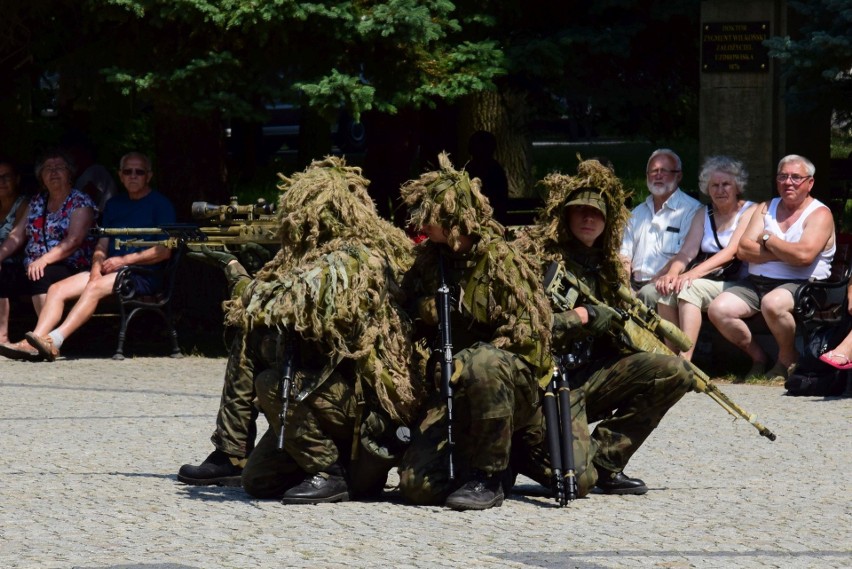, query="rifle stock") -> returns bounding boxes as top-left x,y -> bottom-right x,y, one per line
276,331 -> 296,451
544,261 -> 777,442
